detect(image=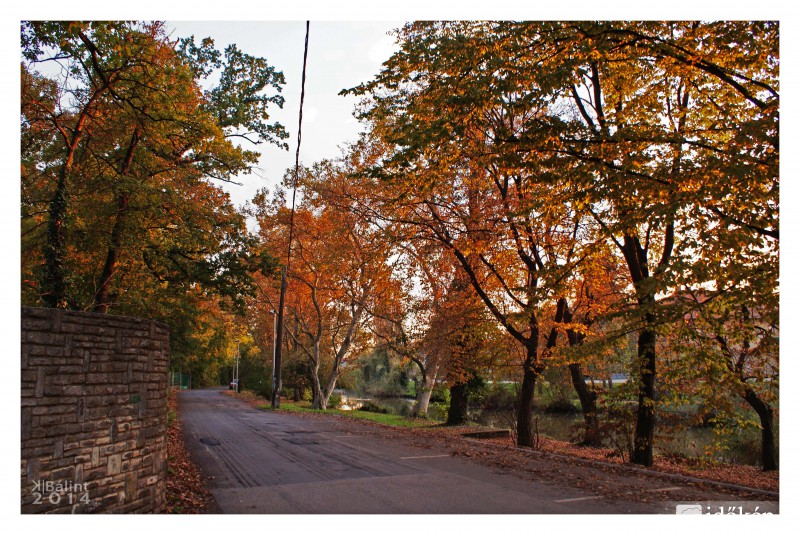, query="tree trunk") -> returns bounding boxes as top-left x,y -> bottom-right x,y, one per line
562,302 -> 601,448
619,233 -> 664,467
631,325 -> 657,466
311,382 -> 323,409
568,362 -> 601,447
310,356 -> 323,410
318,390 -> 330,411
446,382 -> 469,425
43,172 -> 69,309
41,69 -> 108,310
413,365 -> 437,417
94,128 -> 139,313
315,301 -> 365,412
516,366 -> 537,447
743,387 -> 778,470
93,193 -> 129,313
414,387 -> 433,417
320,370 -> 340,411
